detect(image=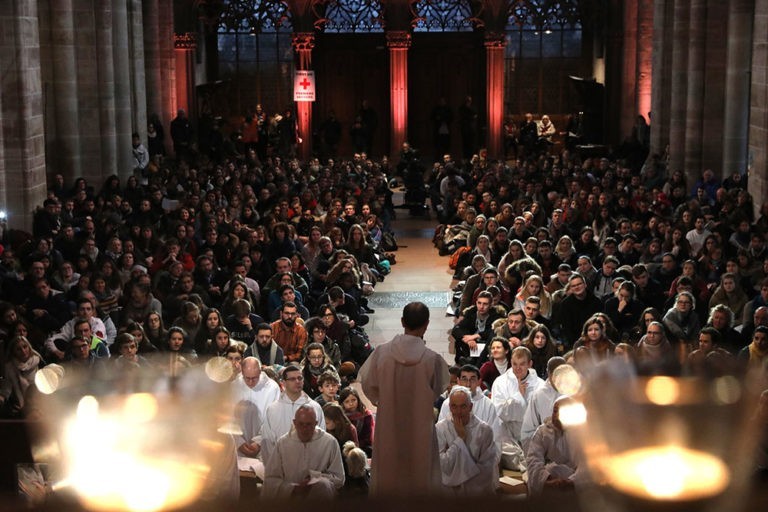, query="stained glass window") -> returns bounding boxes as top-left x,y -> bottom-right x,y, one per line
218,0 -> 292,34
317,0 -> 384,33
413,0 -> 476,33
